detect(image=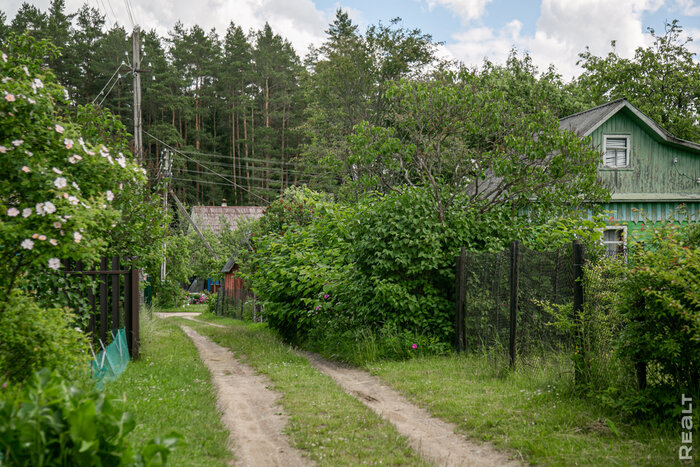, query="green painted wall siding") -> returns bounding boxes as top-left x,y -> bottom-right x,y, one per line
590,109 -> 700,195
598,202 -> 700,223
